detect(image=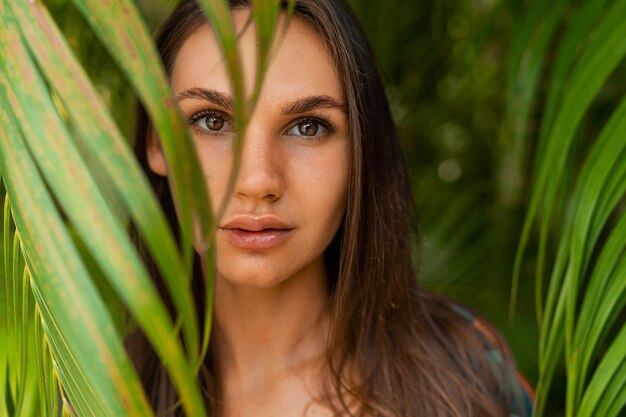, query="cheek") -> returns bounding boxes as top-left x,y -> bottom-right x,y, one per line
195,140 -> 233,214
322,158 -> 349,216
298,141 -> 350,226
